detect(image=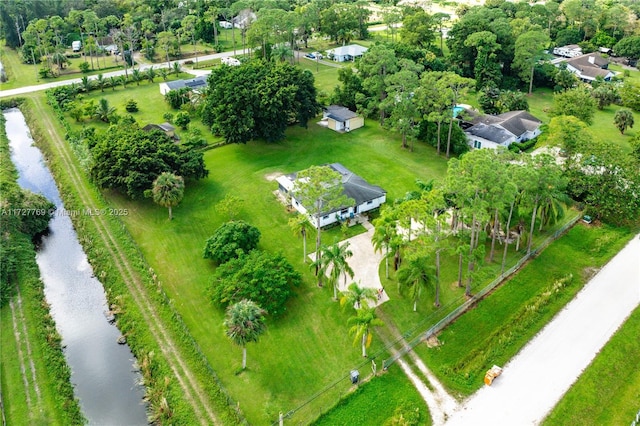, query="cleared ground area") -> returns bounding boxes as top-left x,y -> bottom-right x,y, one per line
446,234 -> 640,425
